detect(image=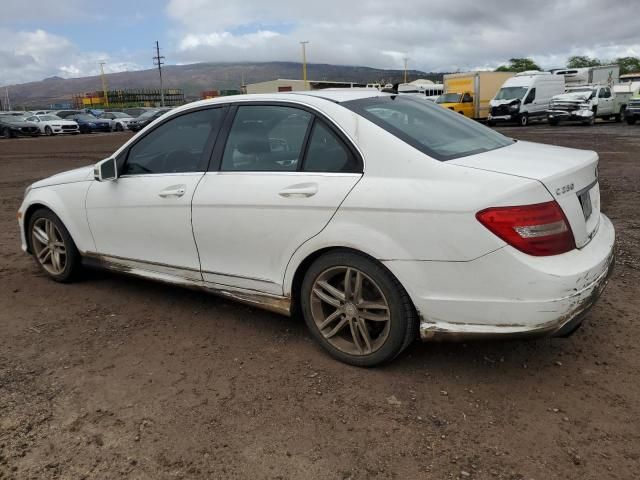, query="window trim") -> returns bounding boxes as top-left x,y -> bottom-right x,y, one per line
207,101 -> 363,174
117,105 -> 229,176
300,118 -> 360,173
